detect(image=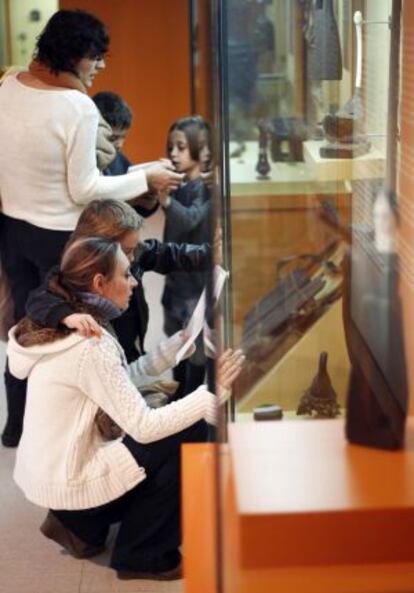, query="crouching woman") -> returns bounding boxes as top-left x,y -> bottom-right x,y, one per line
7,236 -> 244,581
